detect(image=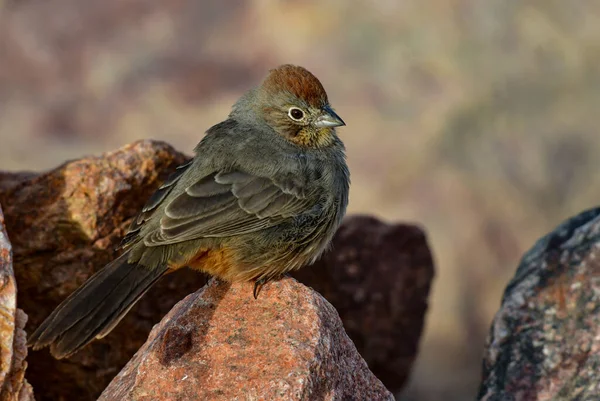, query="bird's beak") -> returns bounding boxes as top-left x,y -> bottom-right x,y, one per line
314,106 -> 346,128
